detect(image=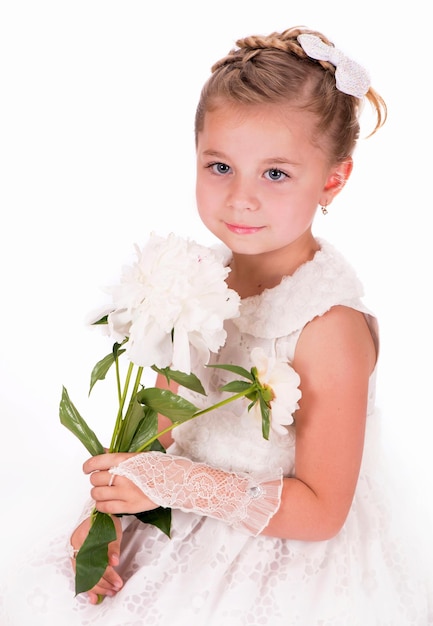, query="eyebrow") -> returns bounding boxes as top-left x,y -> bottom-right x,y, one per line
263,157 -> 301,167
201,150 -> 227,159
201,150 -> 300,166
